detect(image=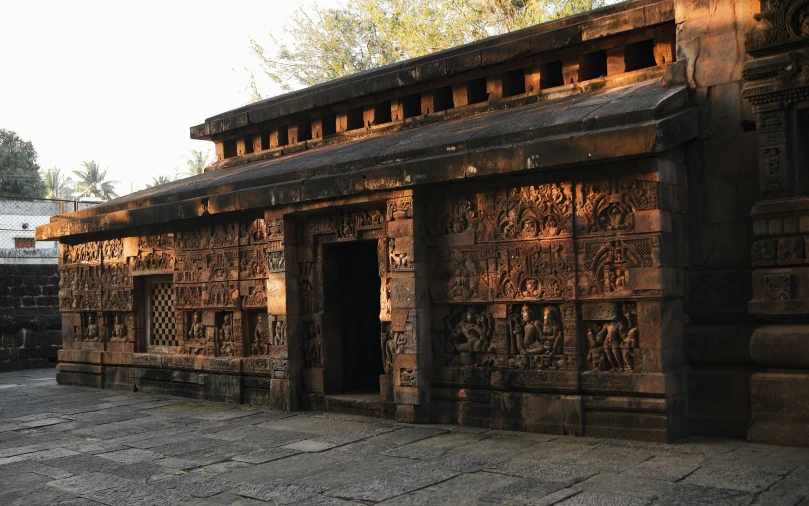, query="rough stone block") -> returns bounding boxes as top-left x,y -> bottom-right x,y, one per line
522,393 -> 582,435
750,324 -> 809,368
